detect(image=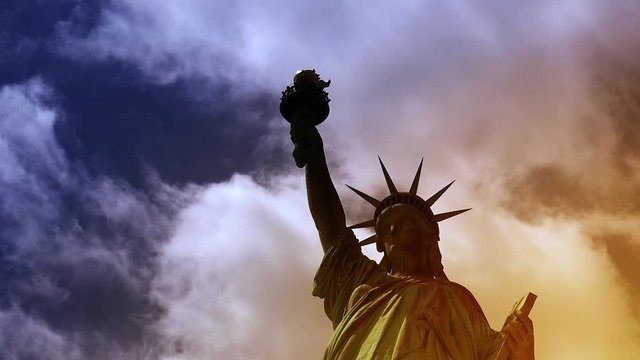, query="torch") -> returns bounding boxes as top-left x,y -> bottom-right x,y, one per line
280,69 -> 331,168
